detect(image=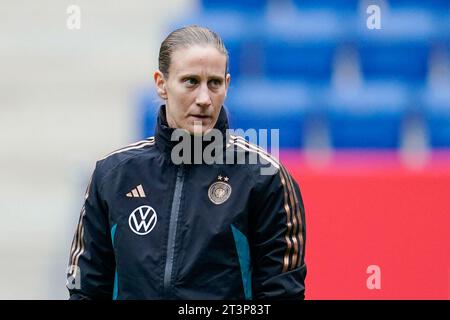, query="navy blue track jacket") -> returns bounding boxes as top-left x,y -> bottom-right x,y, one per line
66,105 -> 307,300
